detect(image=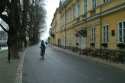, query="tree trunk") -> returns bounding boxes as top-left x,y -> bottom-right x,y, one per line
7,33 -> 19,62
7,0 -> 24,62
